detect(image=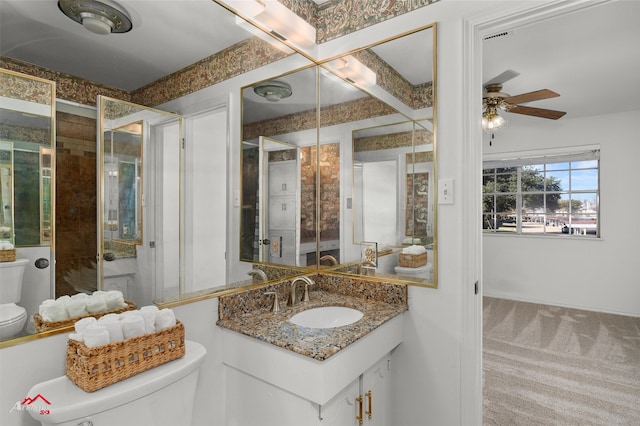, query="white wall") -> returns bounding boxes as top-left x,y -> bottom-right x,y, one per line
483,110 -> 640,316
